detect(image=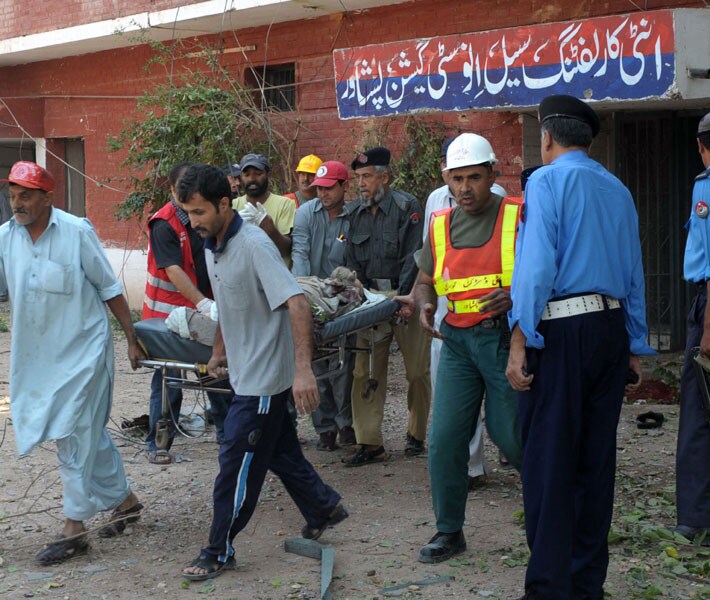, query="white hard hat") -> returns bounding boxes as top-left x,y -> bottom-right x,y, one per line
444,133 -> 497,171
